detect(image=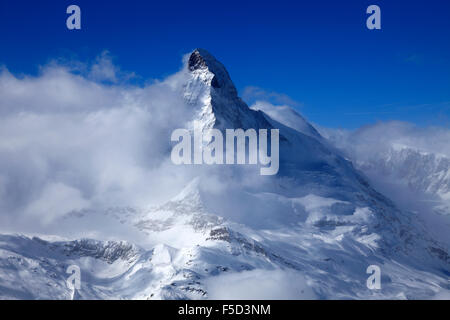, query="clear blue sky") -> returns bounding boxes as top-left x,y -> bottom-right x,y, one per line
1,0 -> 449,128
